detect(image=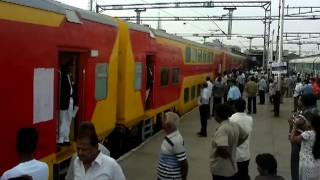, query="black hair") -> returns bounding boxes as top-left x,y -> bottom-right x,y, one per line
203,82 -> 208,88
311,115 -> 320,159
8,175 -> 33,180
234,99 -> 246,112
16,128 -> 38,155
256,153 -> 278,175
206,76 -> 211,81
297,77 -> 301,82
214,104 -> 233,120
77,122 -> 99,147
217,77 -> 222,82
300,94 -> 317,108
